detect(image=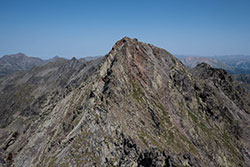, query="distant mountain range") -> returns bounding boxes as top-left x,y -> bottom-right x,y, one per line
2,53 -> 249,79
212,55 -> 250,74
180,56 -> 233,71
176,55 -> 250,74
0,53 -> 100,78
